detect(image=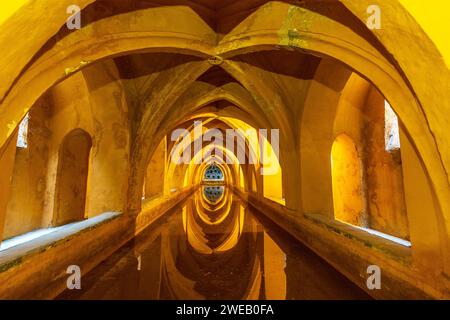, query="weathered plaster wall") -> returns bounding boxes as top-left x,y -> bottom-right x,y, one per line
82,61 -> 130,217
3,61 -> 130,237
400,129 -> 444,277
331,74 -> 410,239
331,134 -> 366,227
4,73 -> 95,236
53,129 -> 92,226
4,99 -> 51,238
145,137 -> 166,200
363,88 -> 409,240
300,59 -> 352,217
